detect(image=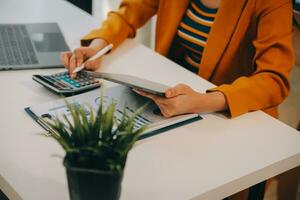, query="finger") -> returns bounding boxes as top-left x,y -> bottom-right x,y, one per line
69,54 -> 77,78
60,52 -> 72,68
74,49 -> 84,67
133,89 -> 152,98
148,97 -> 174,117
157,104 -> 173,118
165,84 -> 189,98
133,89 -> 163,102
